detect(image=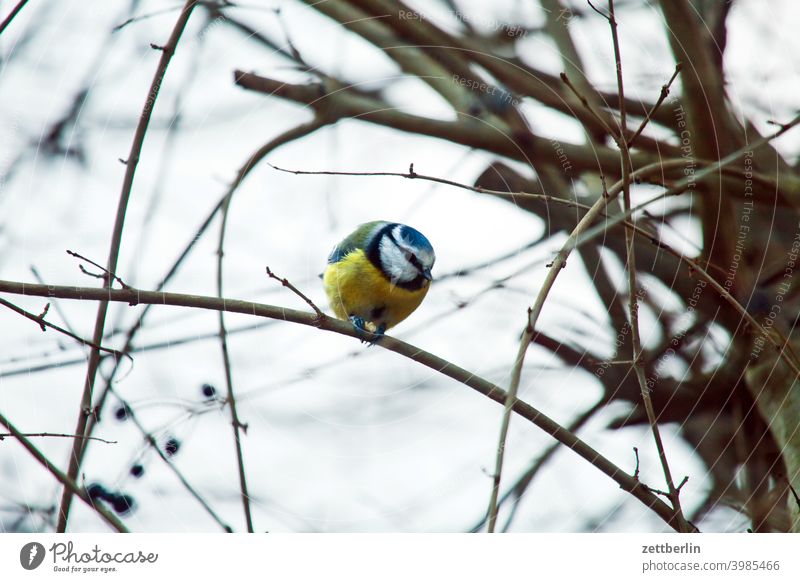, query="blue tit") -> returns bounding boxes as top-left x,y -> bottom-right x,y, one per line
323,221 -> 435,343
